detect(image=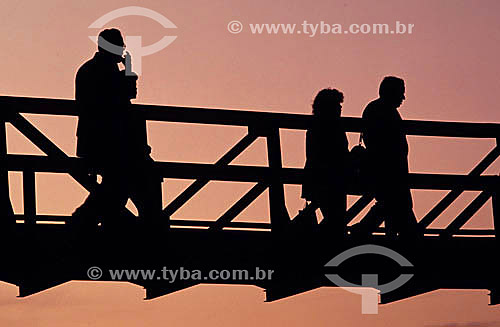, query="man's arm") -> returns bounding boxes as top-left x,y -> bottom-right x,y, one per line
362,104 -> 403,160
